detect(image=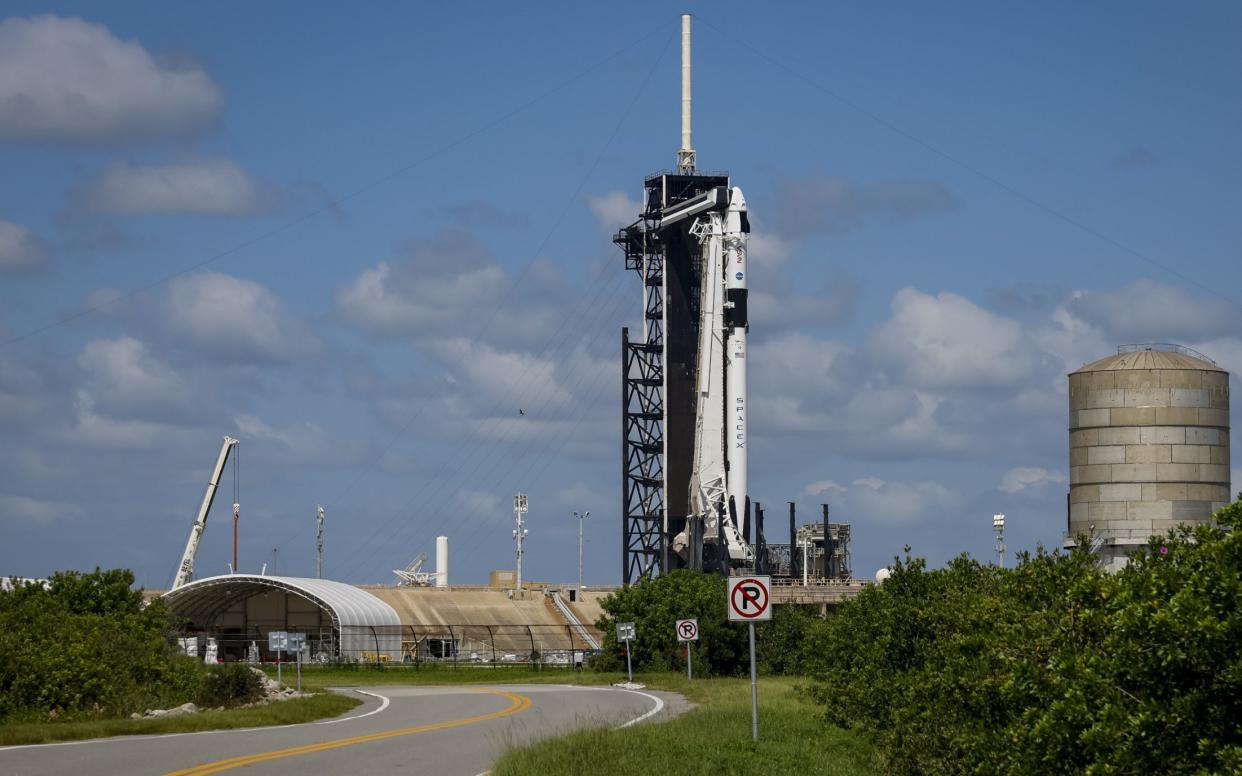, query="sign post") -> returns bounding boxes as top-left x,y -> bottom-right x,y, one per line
616,621 -> 636,683
727,576 -> 771,742
676,619 -> 699,680
288,632 -> 306,692
268,630 -> 288,686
